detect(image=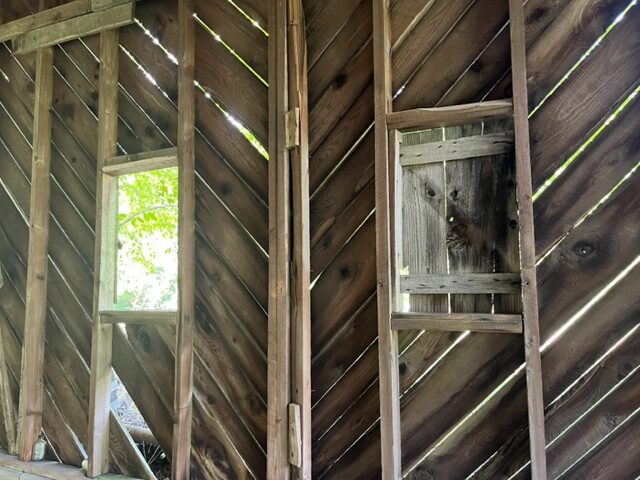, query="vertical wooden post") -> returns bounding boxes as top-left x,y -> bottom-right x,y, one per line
287,0 -> 311,478
15,23 -> 54,459
172,0 -> 196,478
267,0 -> 291,477
508,0 -> 547,478
87,28 -> 119,478
372,0 -> 402,478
